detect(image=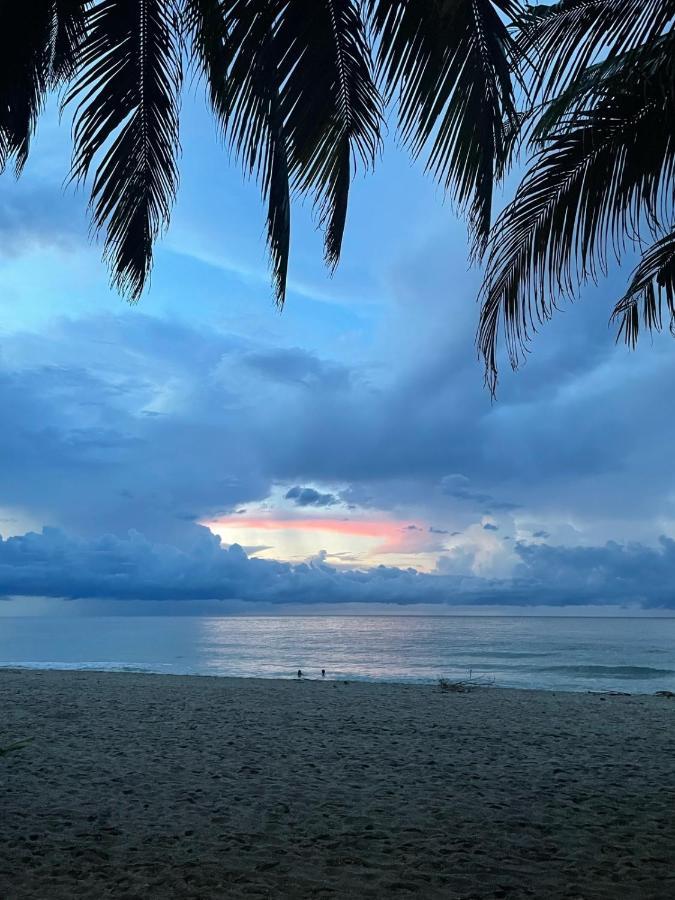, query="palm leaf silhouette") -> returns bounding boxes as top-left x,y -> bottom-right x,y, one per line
65,0 -> 182,299
282,0 -> 383,269
191,0 -> 291,304
368,0 -> 520,254
0,1 -> 86,173
479,12 -> 675,391
517,0 -> 675,100
2,0 -> 674,390
612,229 -> 675,347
